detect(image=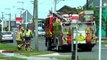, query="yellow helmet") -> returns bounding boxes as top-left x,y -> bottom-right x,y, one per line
66,31 -> 69,35
21,27 -> 24,31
